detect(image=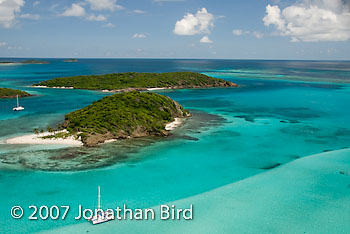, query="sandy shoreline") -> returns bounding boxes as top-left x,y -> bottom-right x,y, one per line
33,85 -> 183,93
33,85 -> 74,89
165,118 -> 183,130
33,86 -> 167,93
5,131 -> 83,146
4,119 -> 183,146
